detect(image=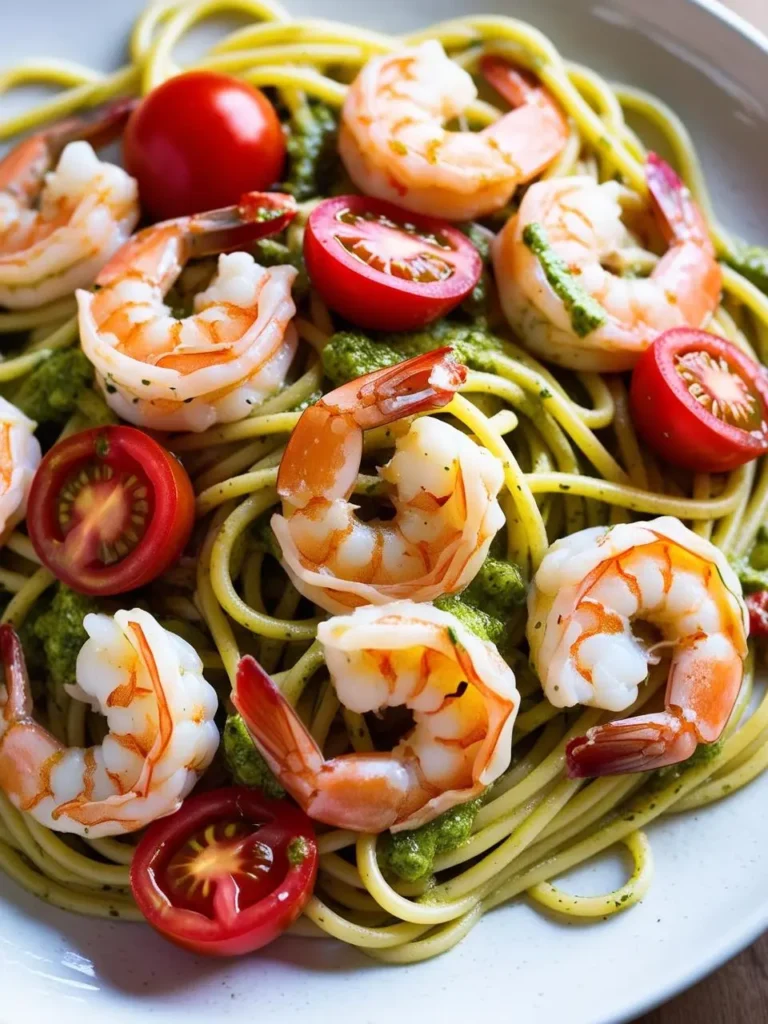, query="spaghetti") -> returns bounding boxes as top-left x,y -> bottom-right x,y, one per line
0,0 -> 767,964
